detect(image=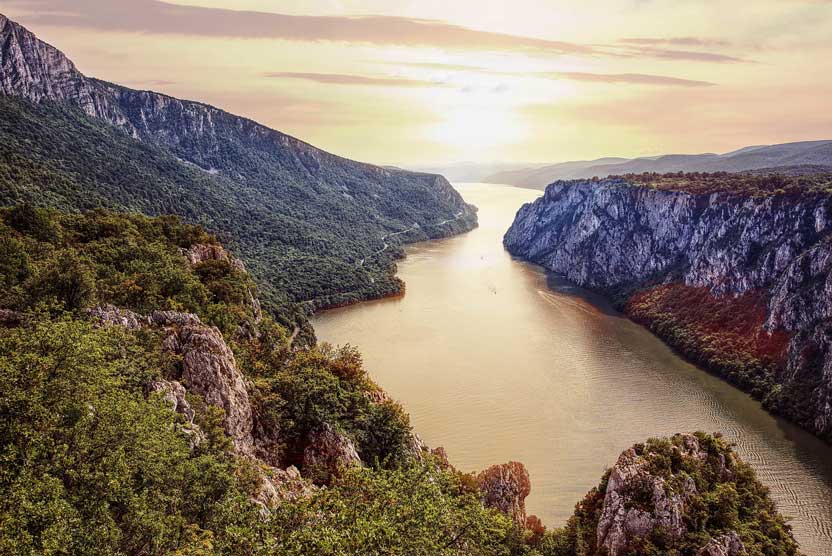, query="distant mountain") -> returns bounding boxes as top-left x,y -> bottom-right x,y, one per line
485,141 -> 832,189
409,162 -> 545,183
0,13 -> 477,334
486,157 -> 629,188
